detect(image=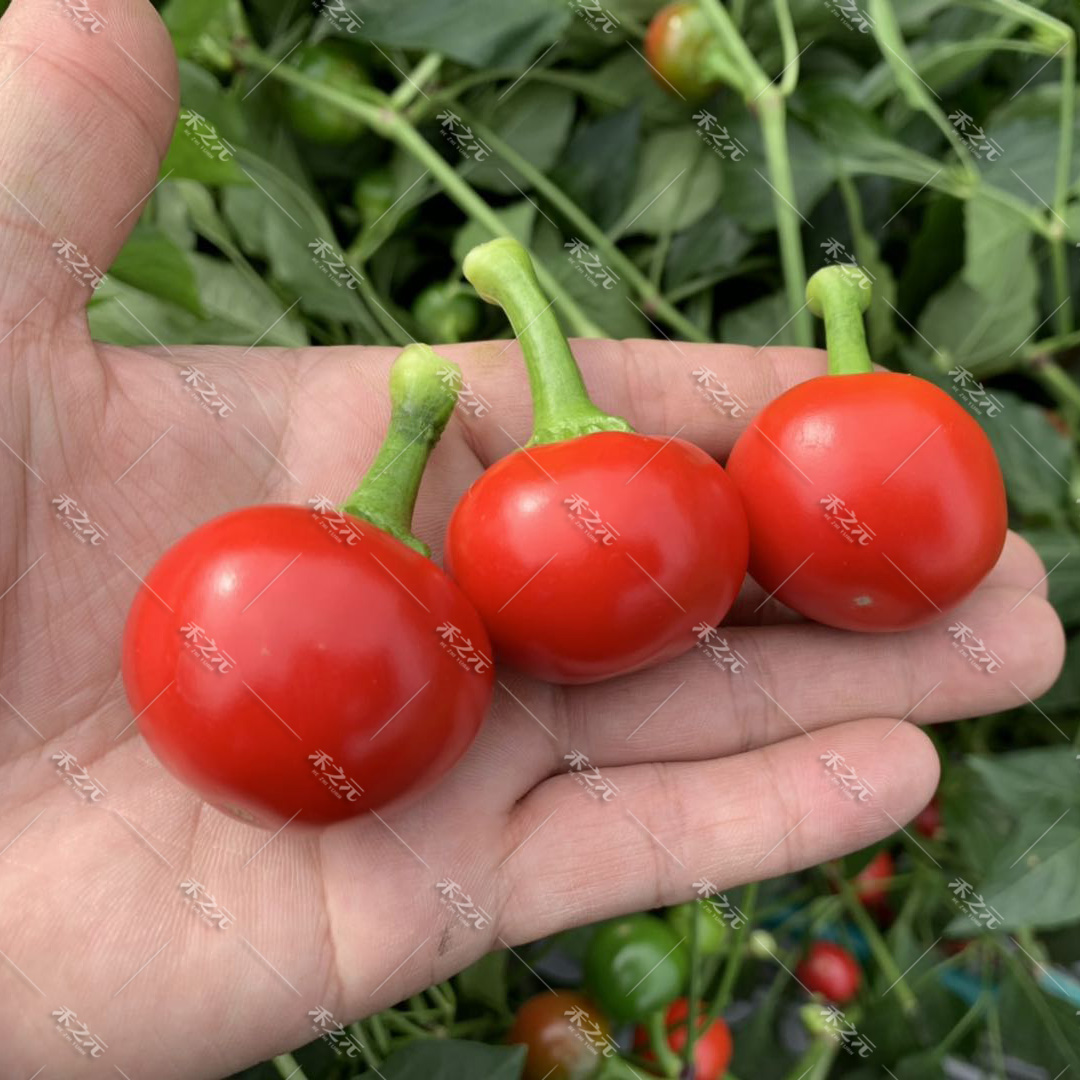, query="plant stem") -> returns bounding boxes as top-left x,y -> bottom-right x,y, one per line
1052,41 -> 1075,334
426,981 -> 455,1020
463,237 -> 633,445
367,1012 -> 391,1055
684,900 -> 702,1073
458,110 -> 707,342
703,882 -> 757,1028
350,1020 -> 383,1071
773,0 -> 801,96
272,1053 -> 308,1080
410,68 -> 673,123
697,0 -> 771,96
355,267 -> 414,346
389,51 -> 442,110
1023,328 -> 1080,358
644,1009 -> 683,1076
780,1036 -> 840,1080
341,344 -> 459,554
234,45 -> 606,339
1025,354 -> 1080,413
806,265 -> 874,374
758,90 -> 813,346
835,875 -> 919,1016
